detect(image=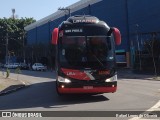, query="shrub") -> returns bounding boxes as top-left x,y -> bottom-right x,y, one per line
6,68 -> 10,78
